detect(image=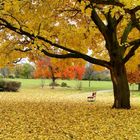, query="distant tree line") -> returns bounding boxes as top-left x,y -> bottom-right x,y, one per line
0,63 -> 34,79
0,62 -> 111,81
